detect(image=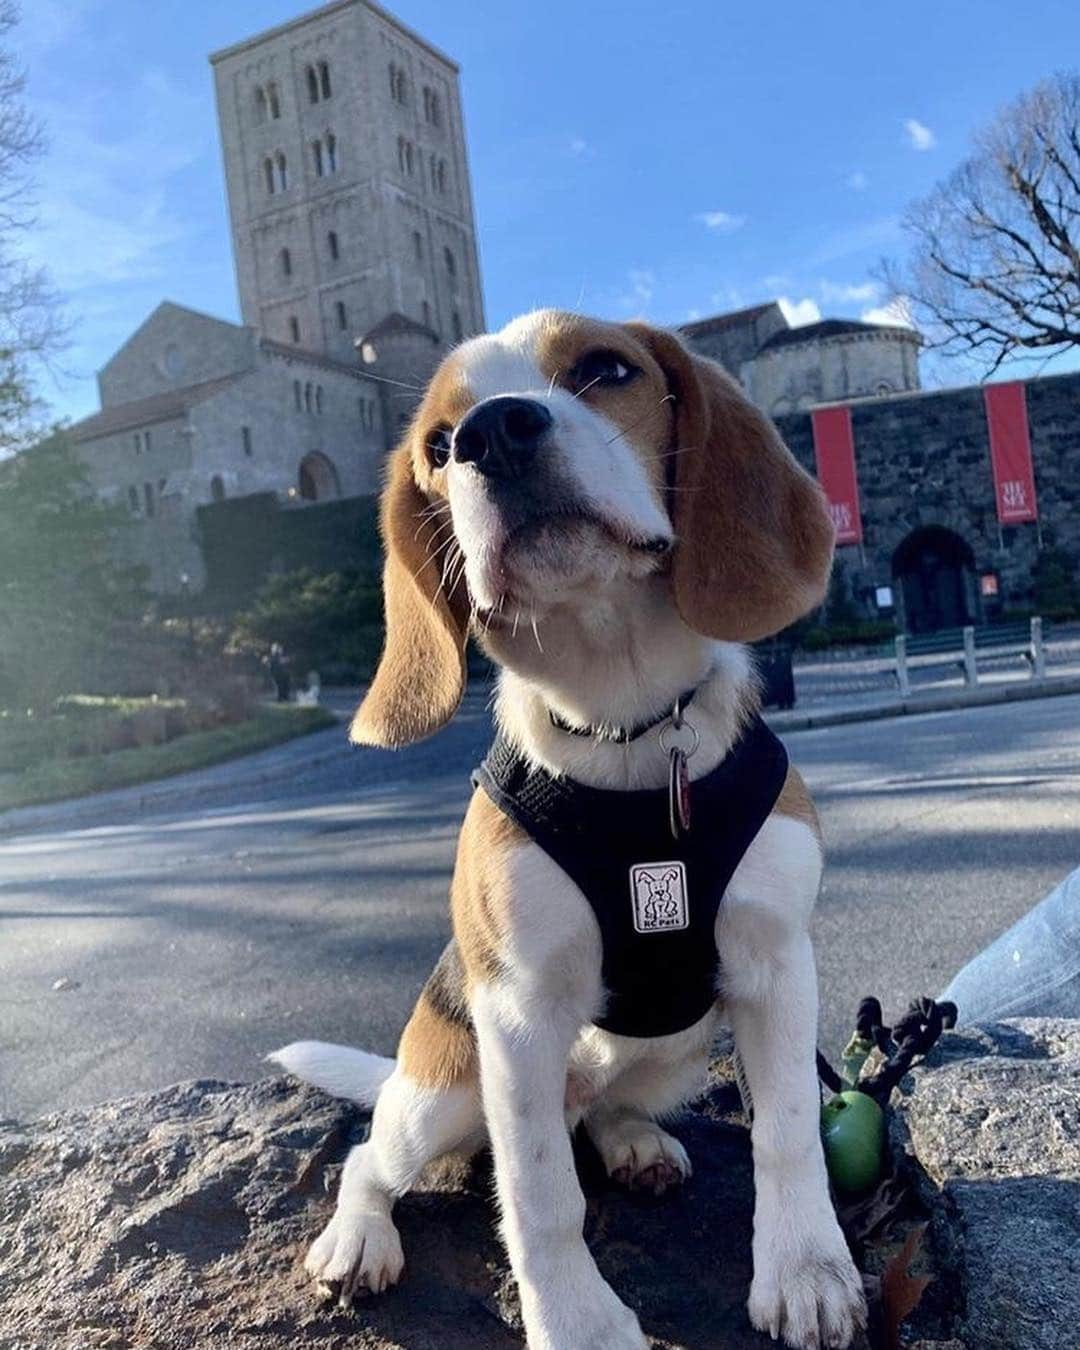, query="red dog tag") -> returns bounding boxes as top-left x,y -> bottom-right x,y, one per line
668,747 -> 691,839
